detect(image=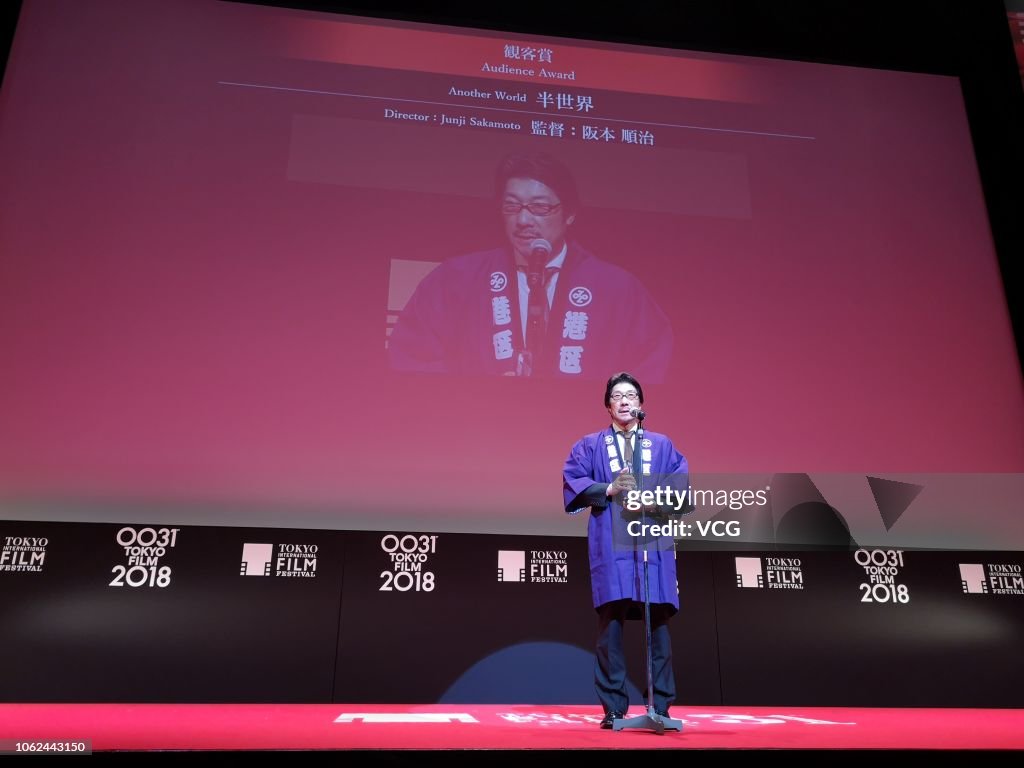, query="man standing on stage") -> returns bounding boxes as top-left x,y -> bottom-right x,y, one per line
562,372 -> 688,728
